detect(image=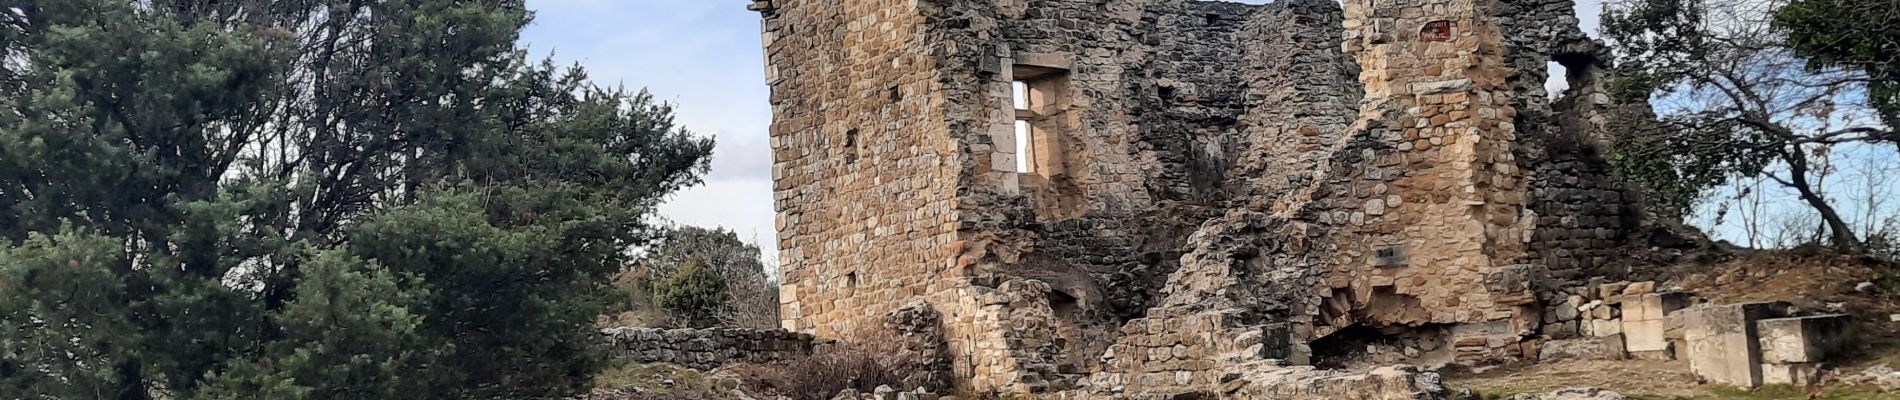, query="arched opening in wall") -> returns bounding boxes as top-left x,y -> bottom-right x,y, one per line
843,128 -> 861,163
1049,289 -> 1079,321
1046,289 -> 1085,372
1548,51 -> 1609,153
1546,62 -> 1570,100
1308,323 -> 1450,370
1309,324 -> 1400,369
